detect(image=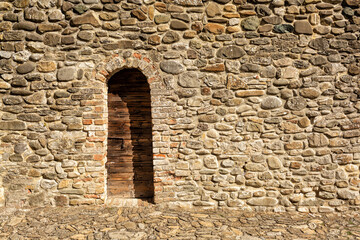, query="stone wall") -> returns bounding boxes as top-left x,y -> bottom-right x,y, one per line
1,0 -> 360,212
